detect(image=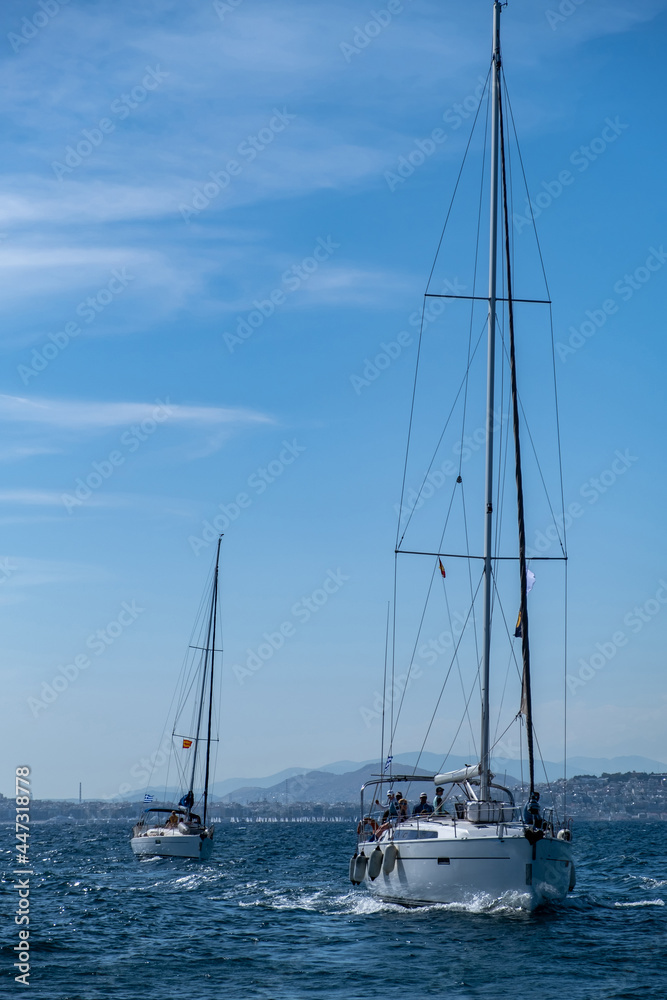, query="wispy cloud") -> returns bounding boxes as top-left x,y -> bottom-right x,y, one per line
296,266 -> 418,307
0,555 -> 107,586
0,489 -> 199,517
0,394 -> 271,431
0,396 -> 273,465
